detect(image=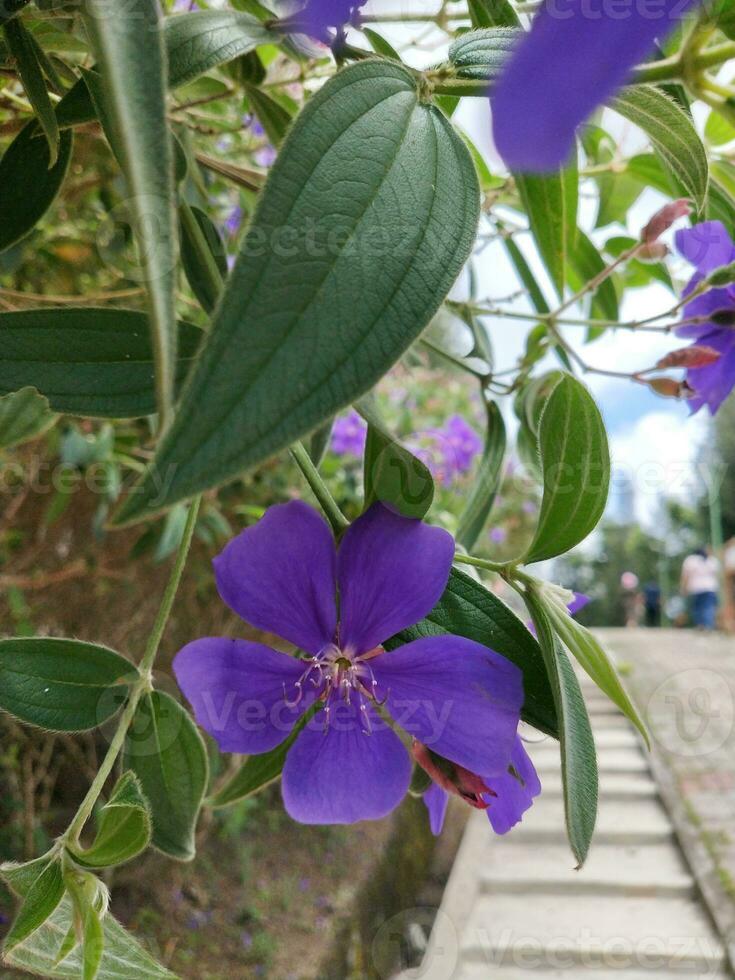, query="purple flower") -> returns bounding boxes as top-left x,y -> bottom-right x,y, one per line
419,736 -> 541,836
298,0 -> 368,39
224,205 -> 243,237
492,0 -> 698,172
674,221 -> 735,414
442,414 -> 482,474
489,527 -> 506,545
330,409 -> 367,457
174,502 -> 524,825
